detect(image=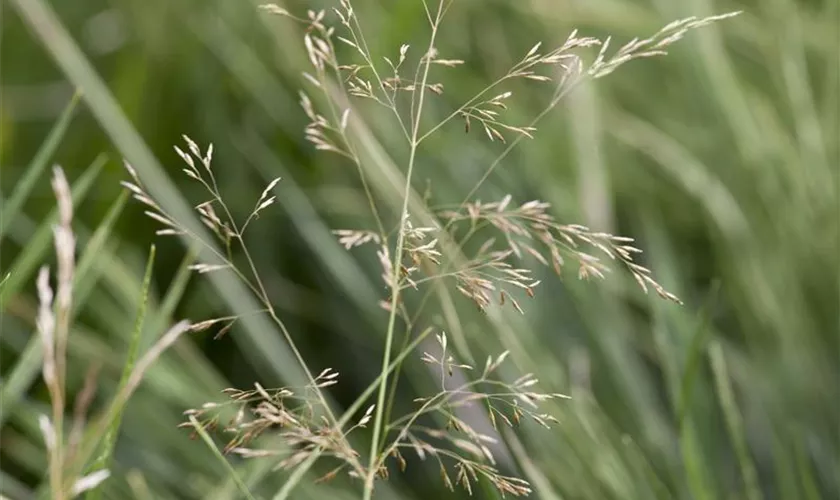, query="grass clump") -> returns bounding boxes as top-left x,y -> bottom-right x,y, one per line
108,2 -> 739,498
